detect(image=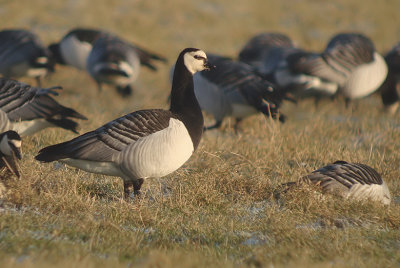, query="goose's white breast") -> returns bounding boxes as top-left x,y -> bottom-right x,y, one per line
60,35 -> 93,70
